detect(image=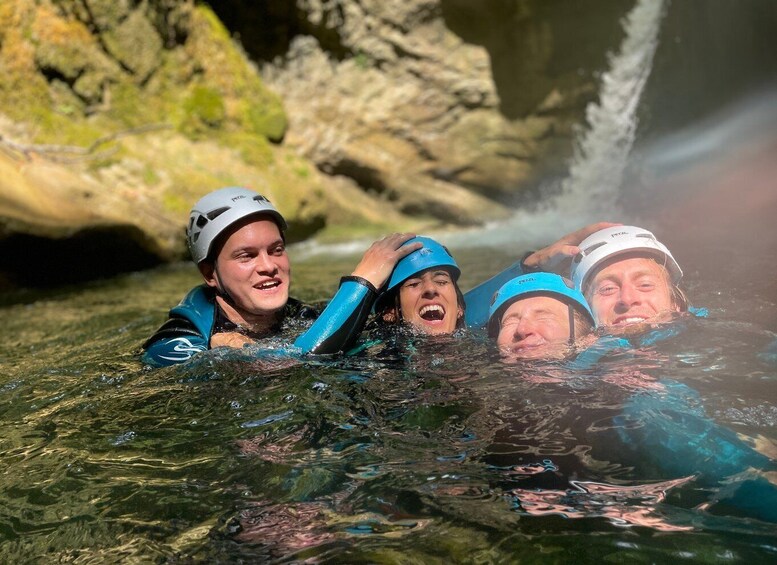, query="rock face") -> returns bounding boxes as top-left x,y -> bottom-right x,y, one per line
0,0 -> 629,288
0,0 -> 419,287
218,0 -> 628,221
